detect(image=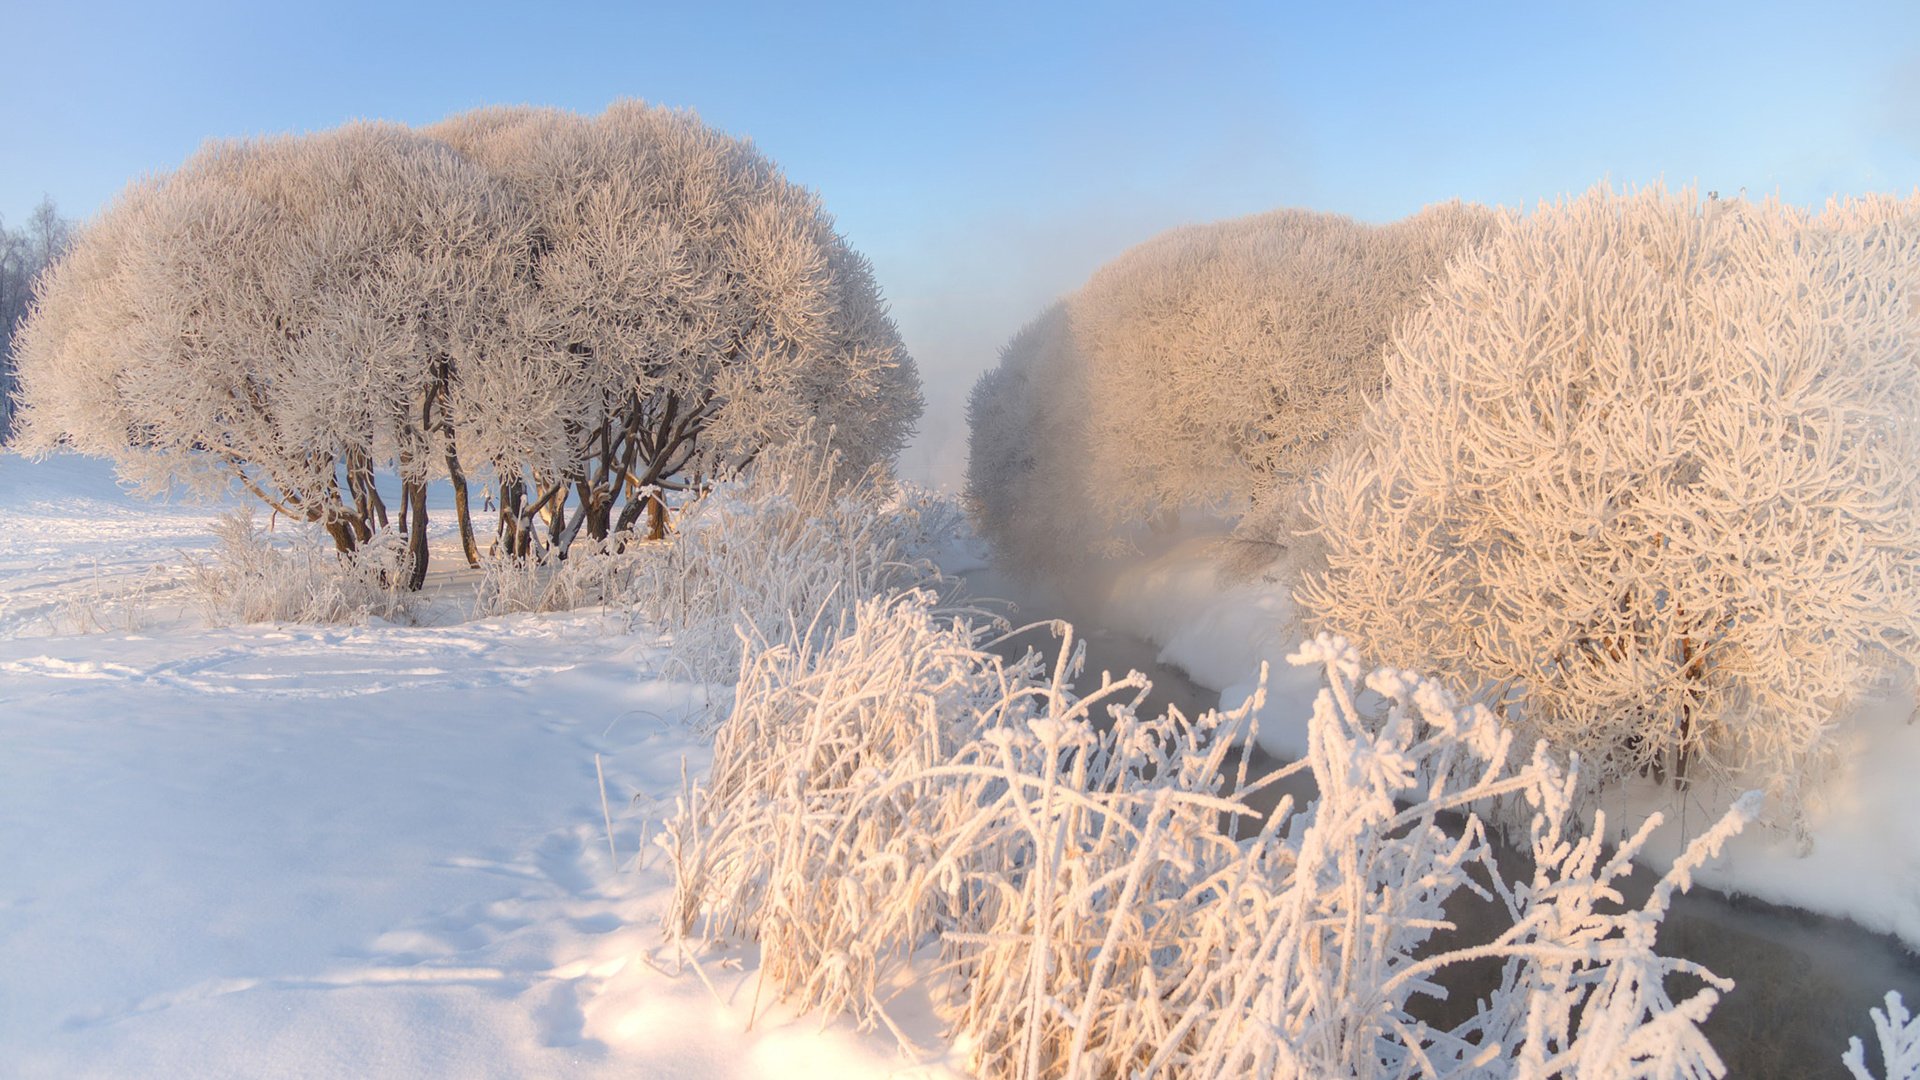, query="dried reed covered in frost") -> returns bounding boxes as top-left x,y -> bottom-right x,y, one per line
666,592 -> 1756,1079
634,437 -> 945,682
